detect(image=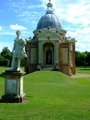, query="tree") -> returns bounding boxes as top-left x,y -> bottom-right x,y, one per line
1,47 -> 12,60
75,51 -> 89,66
81,51 -> 88,66
0,47 -> 12,66
0,55 -> 9,66
86,52 -> 90,66
75,51 -> 82,66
